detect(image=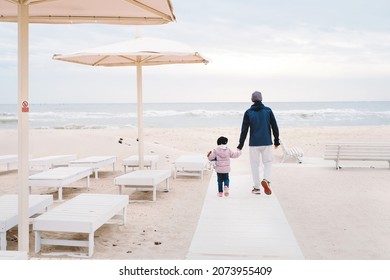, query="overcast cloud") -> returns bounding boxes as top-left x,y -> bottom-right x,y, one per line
1,0 -> 390,103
